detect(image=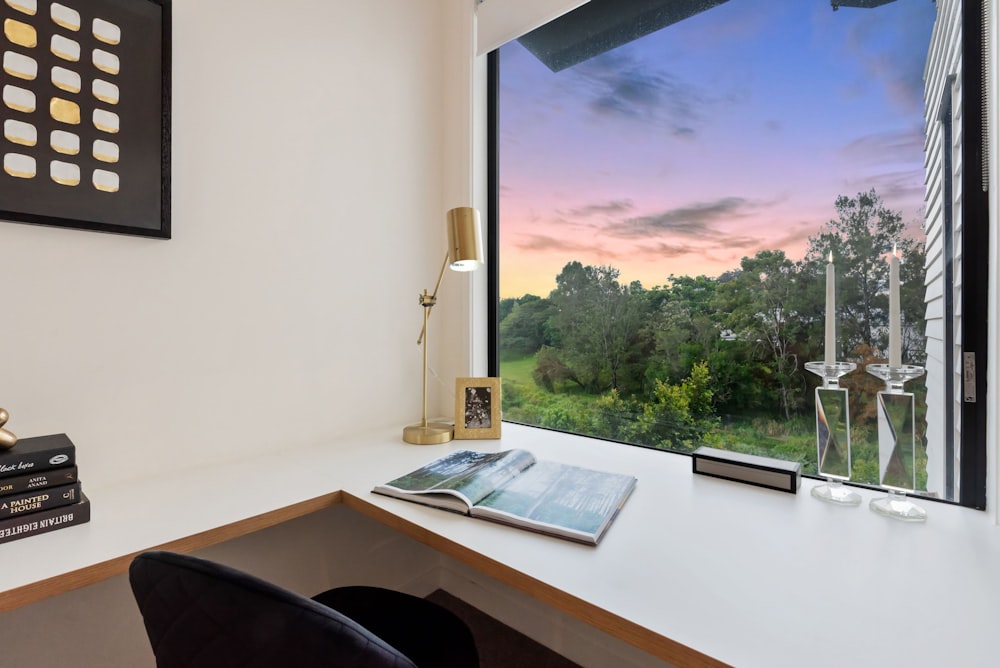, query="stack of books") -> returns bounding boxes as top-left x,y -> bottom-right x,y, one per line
0,434 -> 91,546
